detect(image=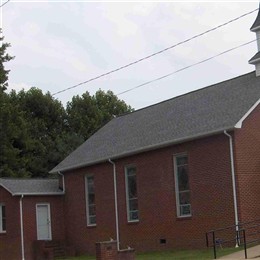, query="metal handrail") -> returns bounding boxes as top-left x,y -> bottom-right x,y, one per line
206,219 -> 260,259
